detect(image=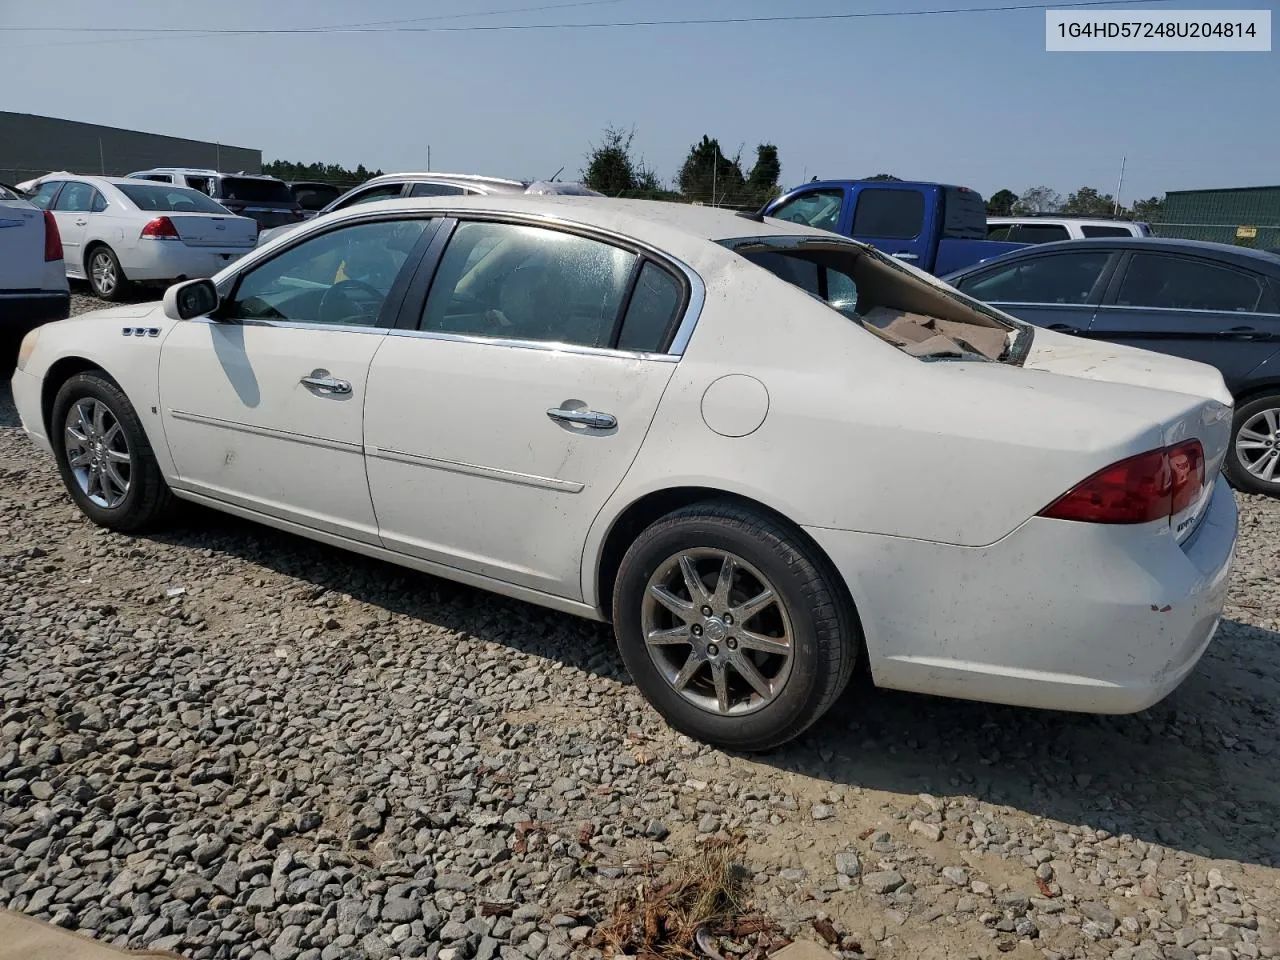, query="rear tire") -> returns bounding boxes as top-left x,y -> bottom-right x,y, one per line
51,372 -> 173,532
86,245 -> 130,301
612,500 -> 859,752
1223,392 -> 1280,496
